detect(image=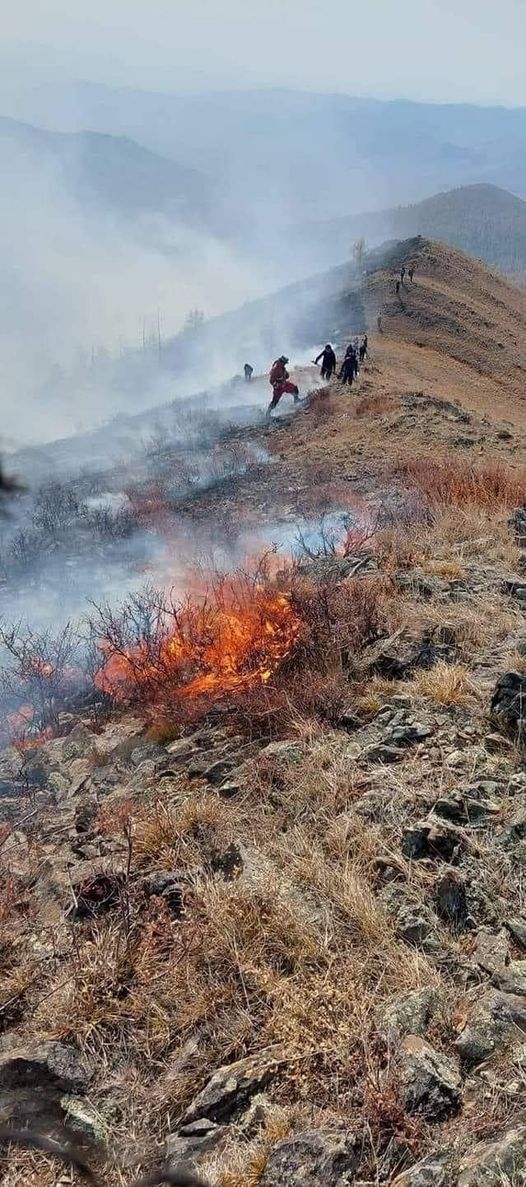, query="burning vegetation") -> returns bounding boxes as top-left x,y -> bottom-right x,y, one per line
93,572 -> 303,706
